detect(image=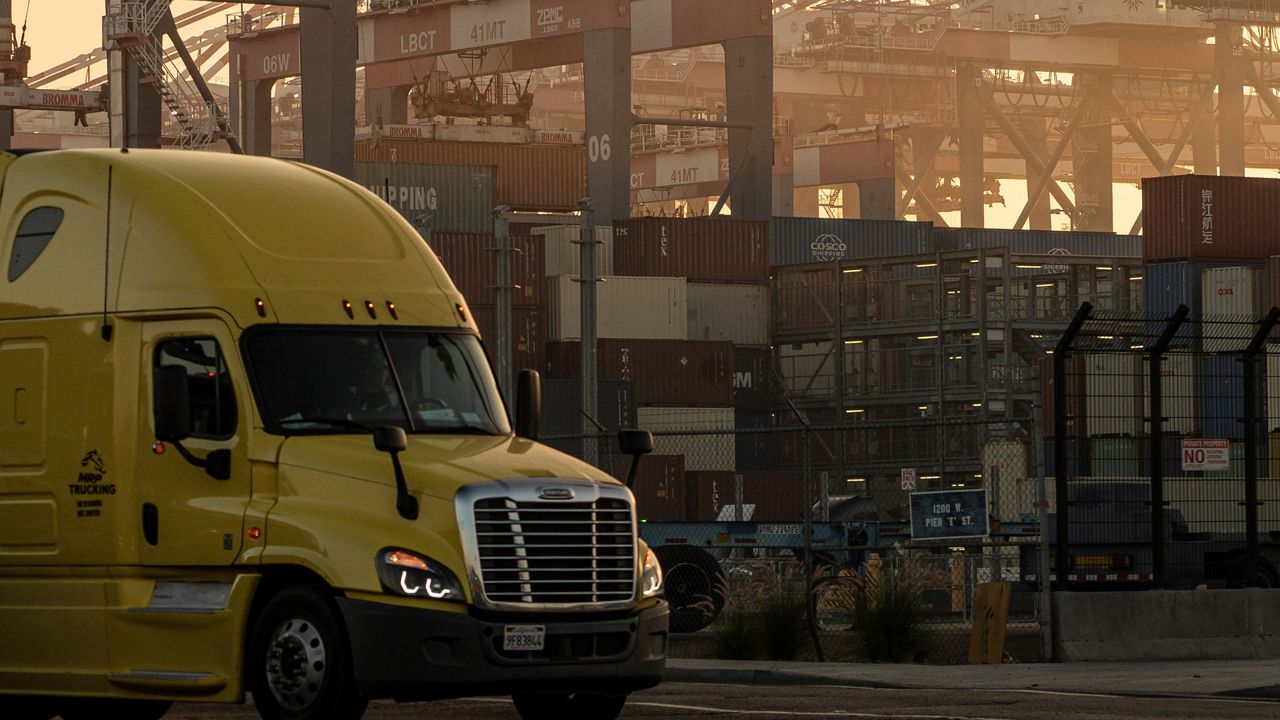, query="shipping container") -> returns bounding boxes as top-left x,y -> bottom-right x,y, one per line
355,162 -> 495,234
541,379 -> 637,436
1141,432 -> 1186,480
1089,437 -> 1141,478
354,138 -> 586,211
1146,353 -> 1197,435
546,275 -> 688,341
1201,265 -> 1262,328
1267,256 -> 1280,313
533,225 -> 614,278
1270,351 -> 1280,432
1044,437 -> 1088,479
428,233 -> 545,306
732,347 -> 773,412
734,412 -> 775,473
933,228 -> 1142,258
637,407 -> 736,472
469,304 -> 546,375
1041,355 -> 1087,438
545,339 -> 734,406
1141,260 -> 1248,344
1202,354 -> 1244,440
614,454 -> 686,522
687,283 -> 768,346
613,217 -> 769,284
684,471 -> 812,522
770,217 -> 933,266
1083,353 -> 1143,437
1143,174 -> 1280,262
